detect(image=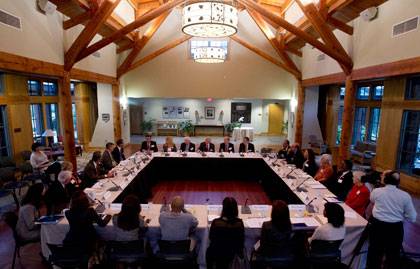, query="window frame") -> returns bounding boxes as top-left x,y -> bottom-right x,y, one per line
397,110 -> 420,177
368,107 -> 381,142
405,75 -> 420,100
27,79 -> 42,96
30,103 -> 45,142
